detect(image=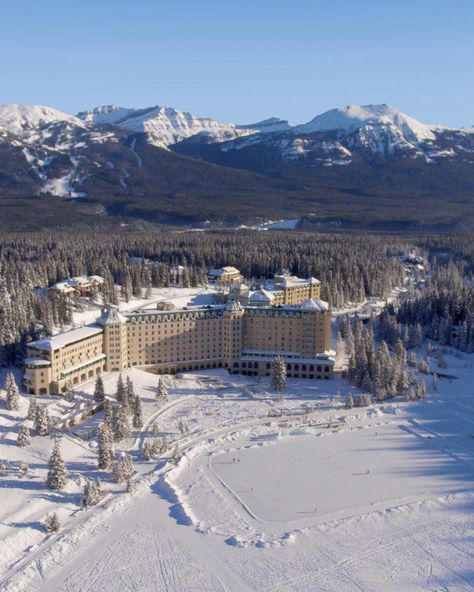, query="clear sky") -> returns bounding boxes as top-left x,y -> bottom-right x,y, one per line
1,0 -> 473,127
